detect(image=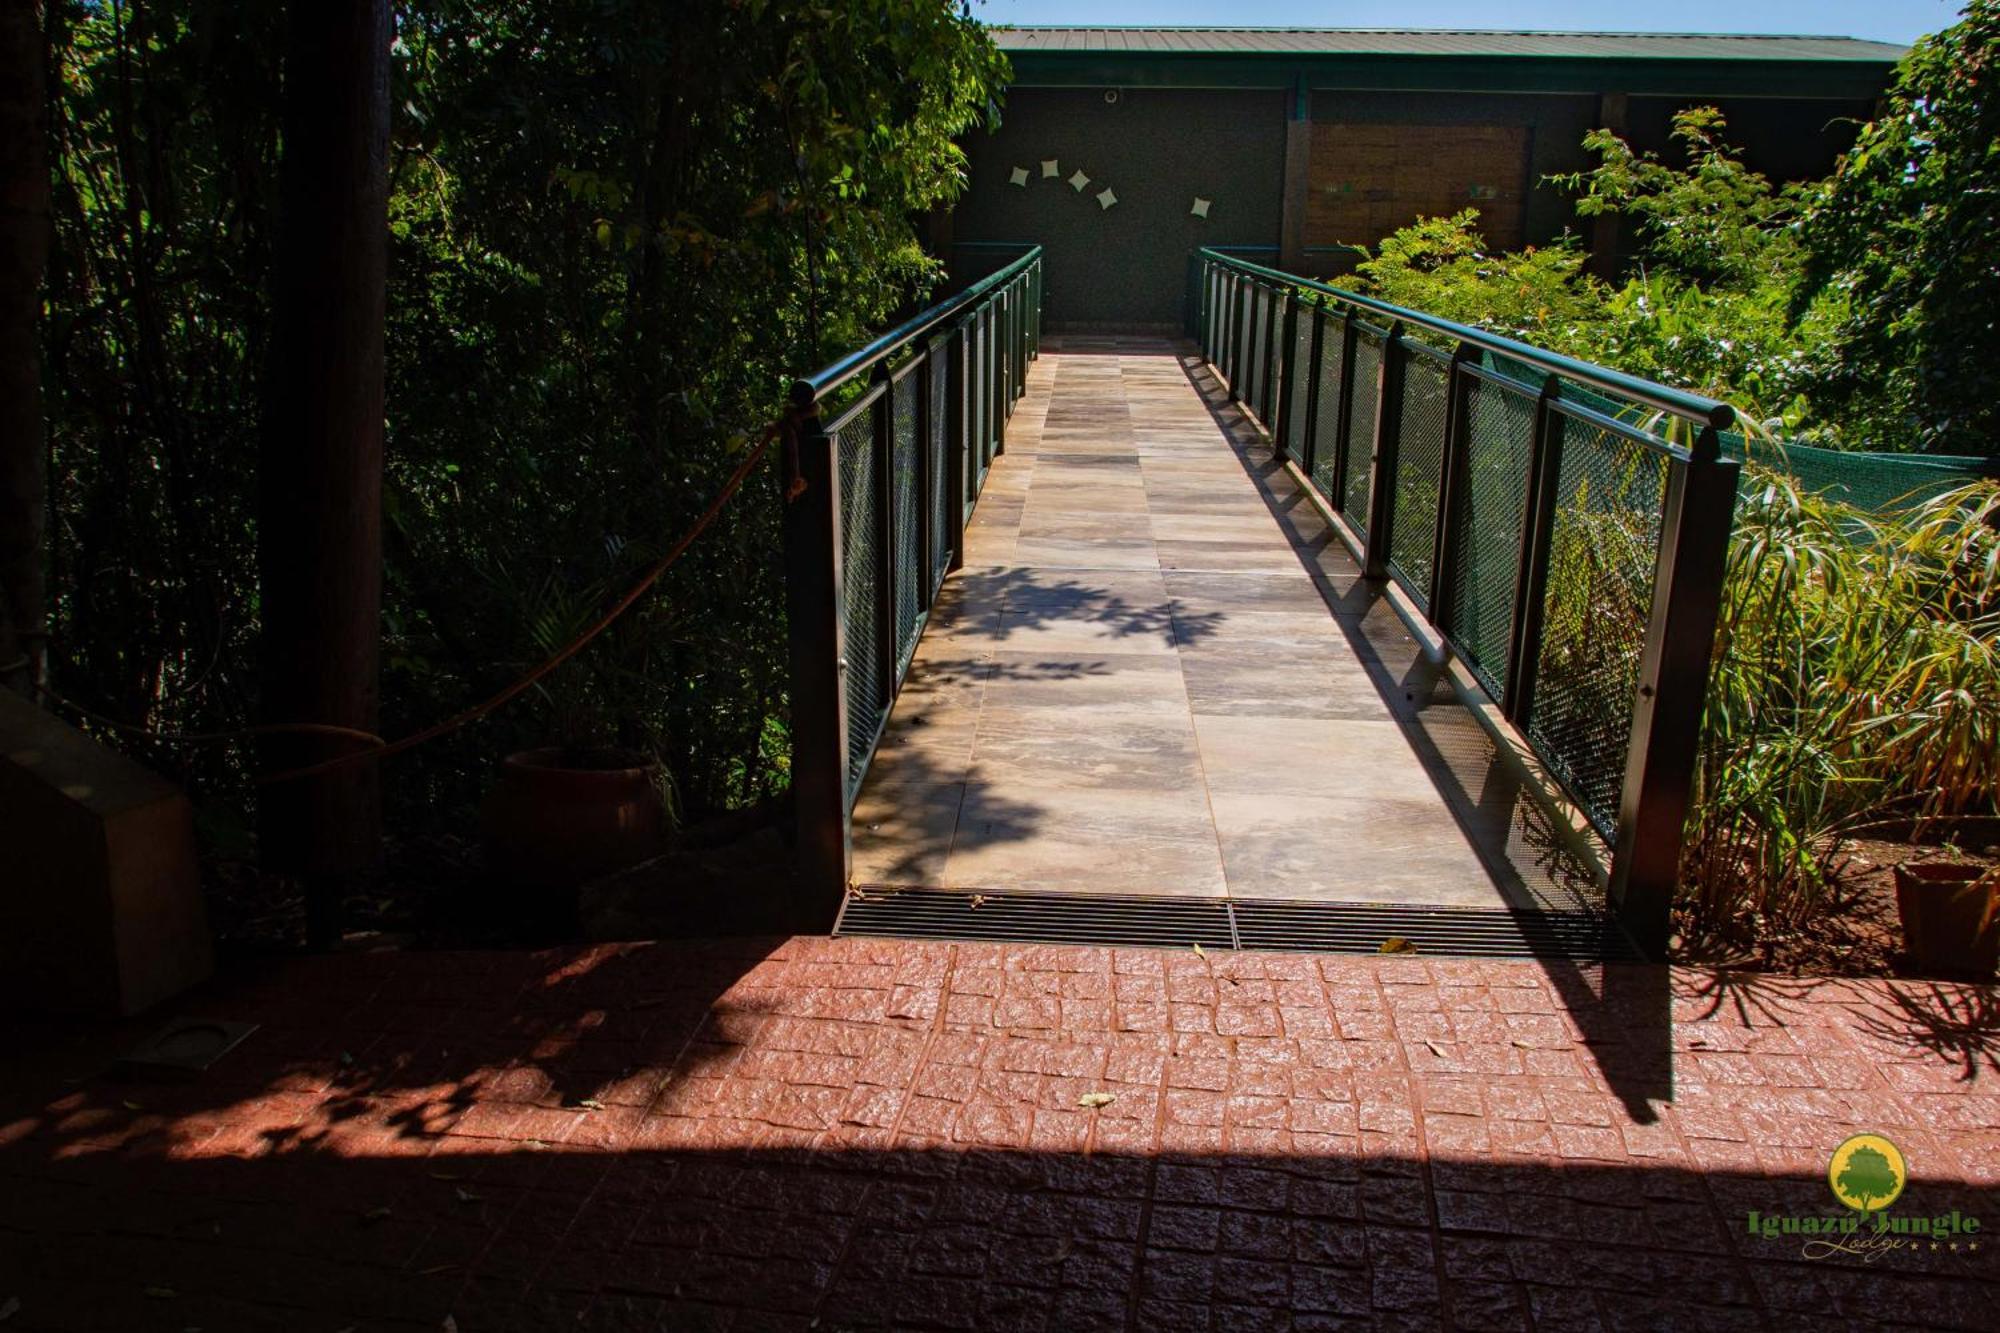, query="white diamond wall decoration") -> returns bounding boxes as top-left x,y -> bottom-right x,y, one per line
1041,159 -> 1060,178
1008,166 -> 1029,187
1096,187 -> 1118,211
1068,170 -> 1090,192
1190,197 -> 1212,218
